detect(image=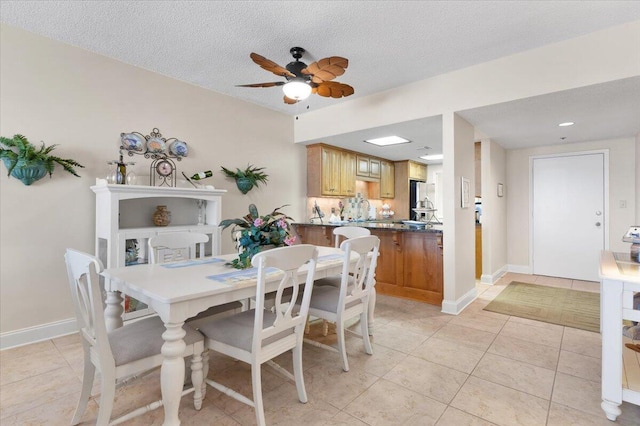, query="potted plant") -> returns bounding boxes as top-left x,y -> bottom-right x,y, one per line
219,203 -> 296,269
0,134 -> 84,185
220,164 -> 268,194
